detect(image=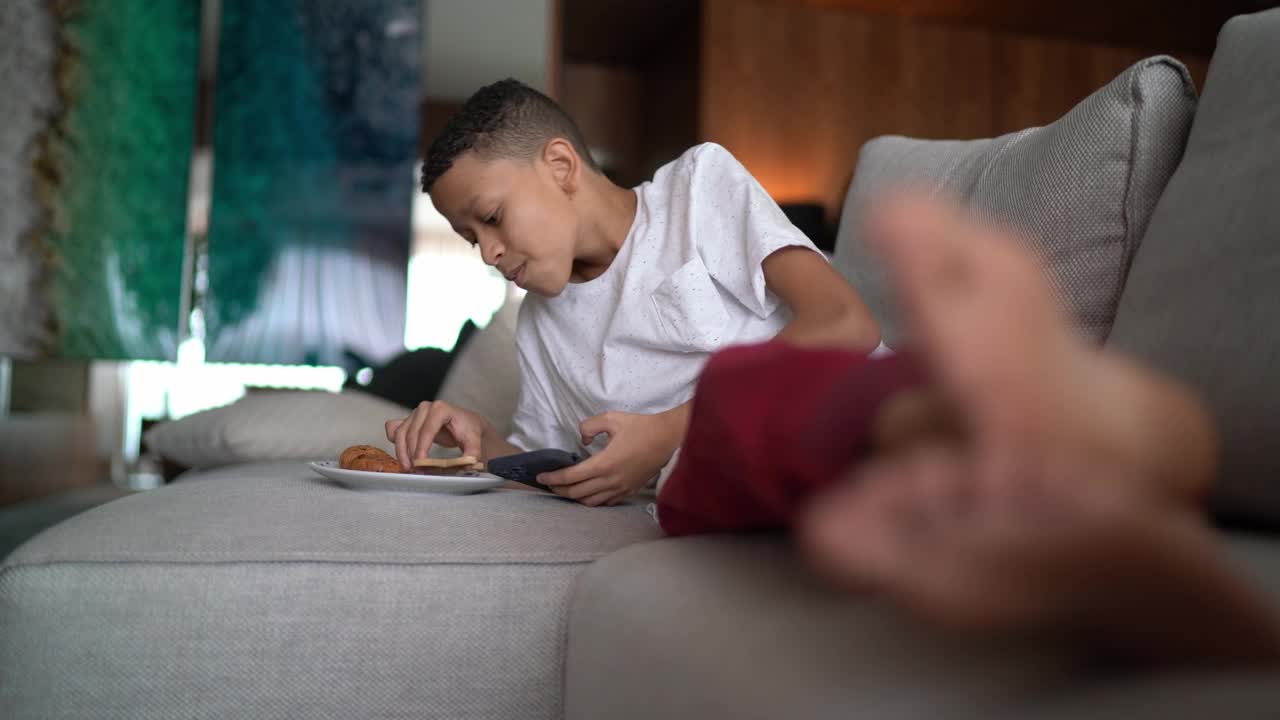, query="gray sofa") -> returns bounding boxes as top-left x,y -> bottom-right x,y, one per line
5,9 -> 1280,719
